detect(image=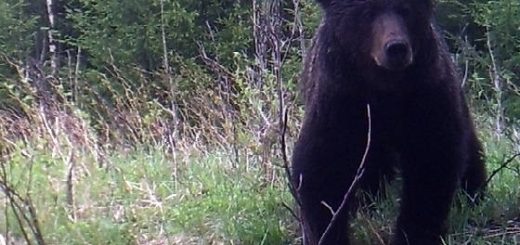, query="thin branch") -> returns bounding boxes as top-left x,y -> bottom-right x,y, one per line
197,43 -> 234,80
0,149 -> 46,245
73,47 -> 81,102
0,165 -> 32,244
320,201 -> 335,216
281,0 -> 303,64
484,153 -> 520,188
460,36 -> 470,88
267,0 -> 301,205
282,202 -> 300,221
280,107 -> 300,205
485,26 -> 503,137
66,150 -> 76,221
318,104 -> 372,245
